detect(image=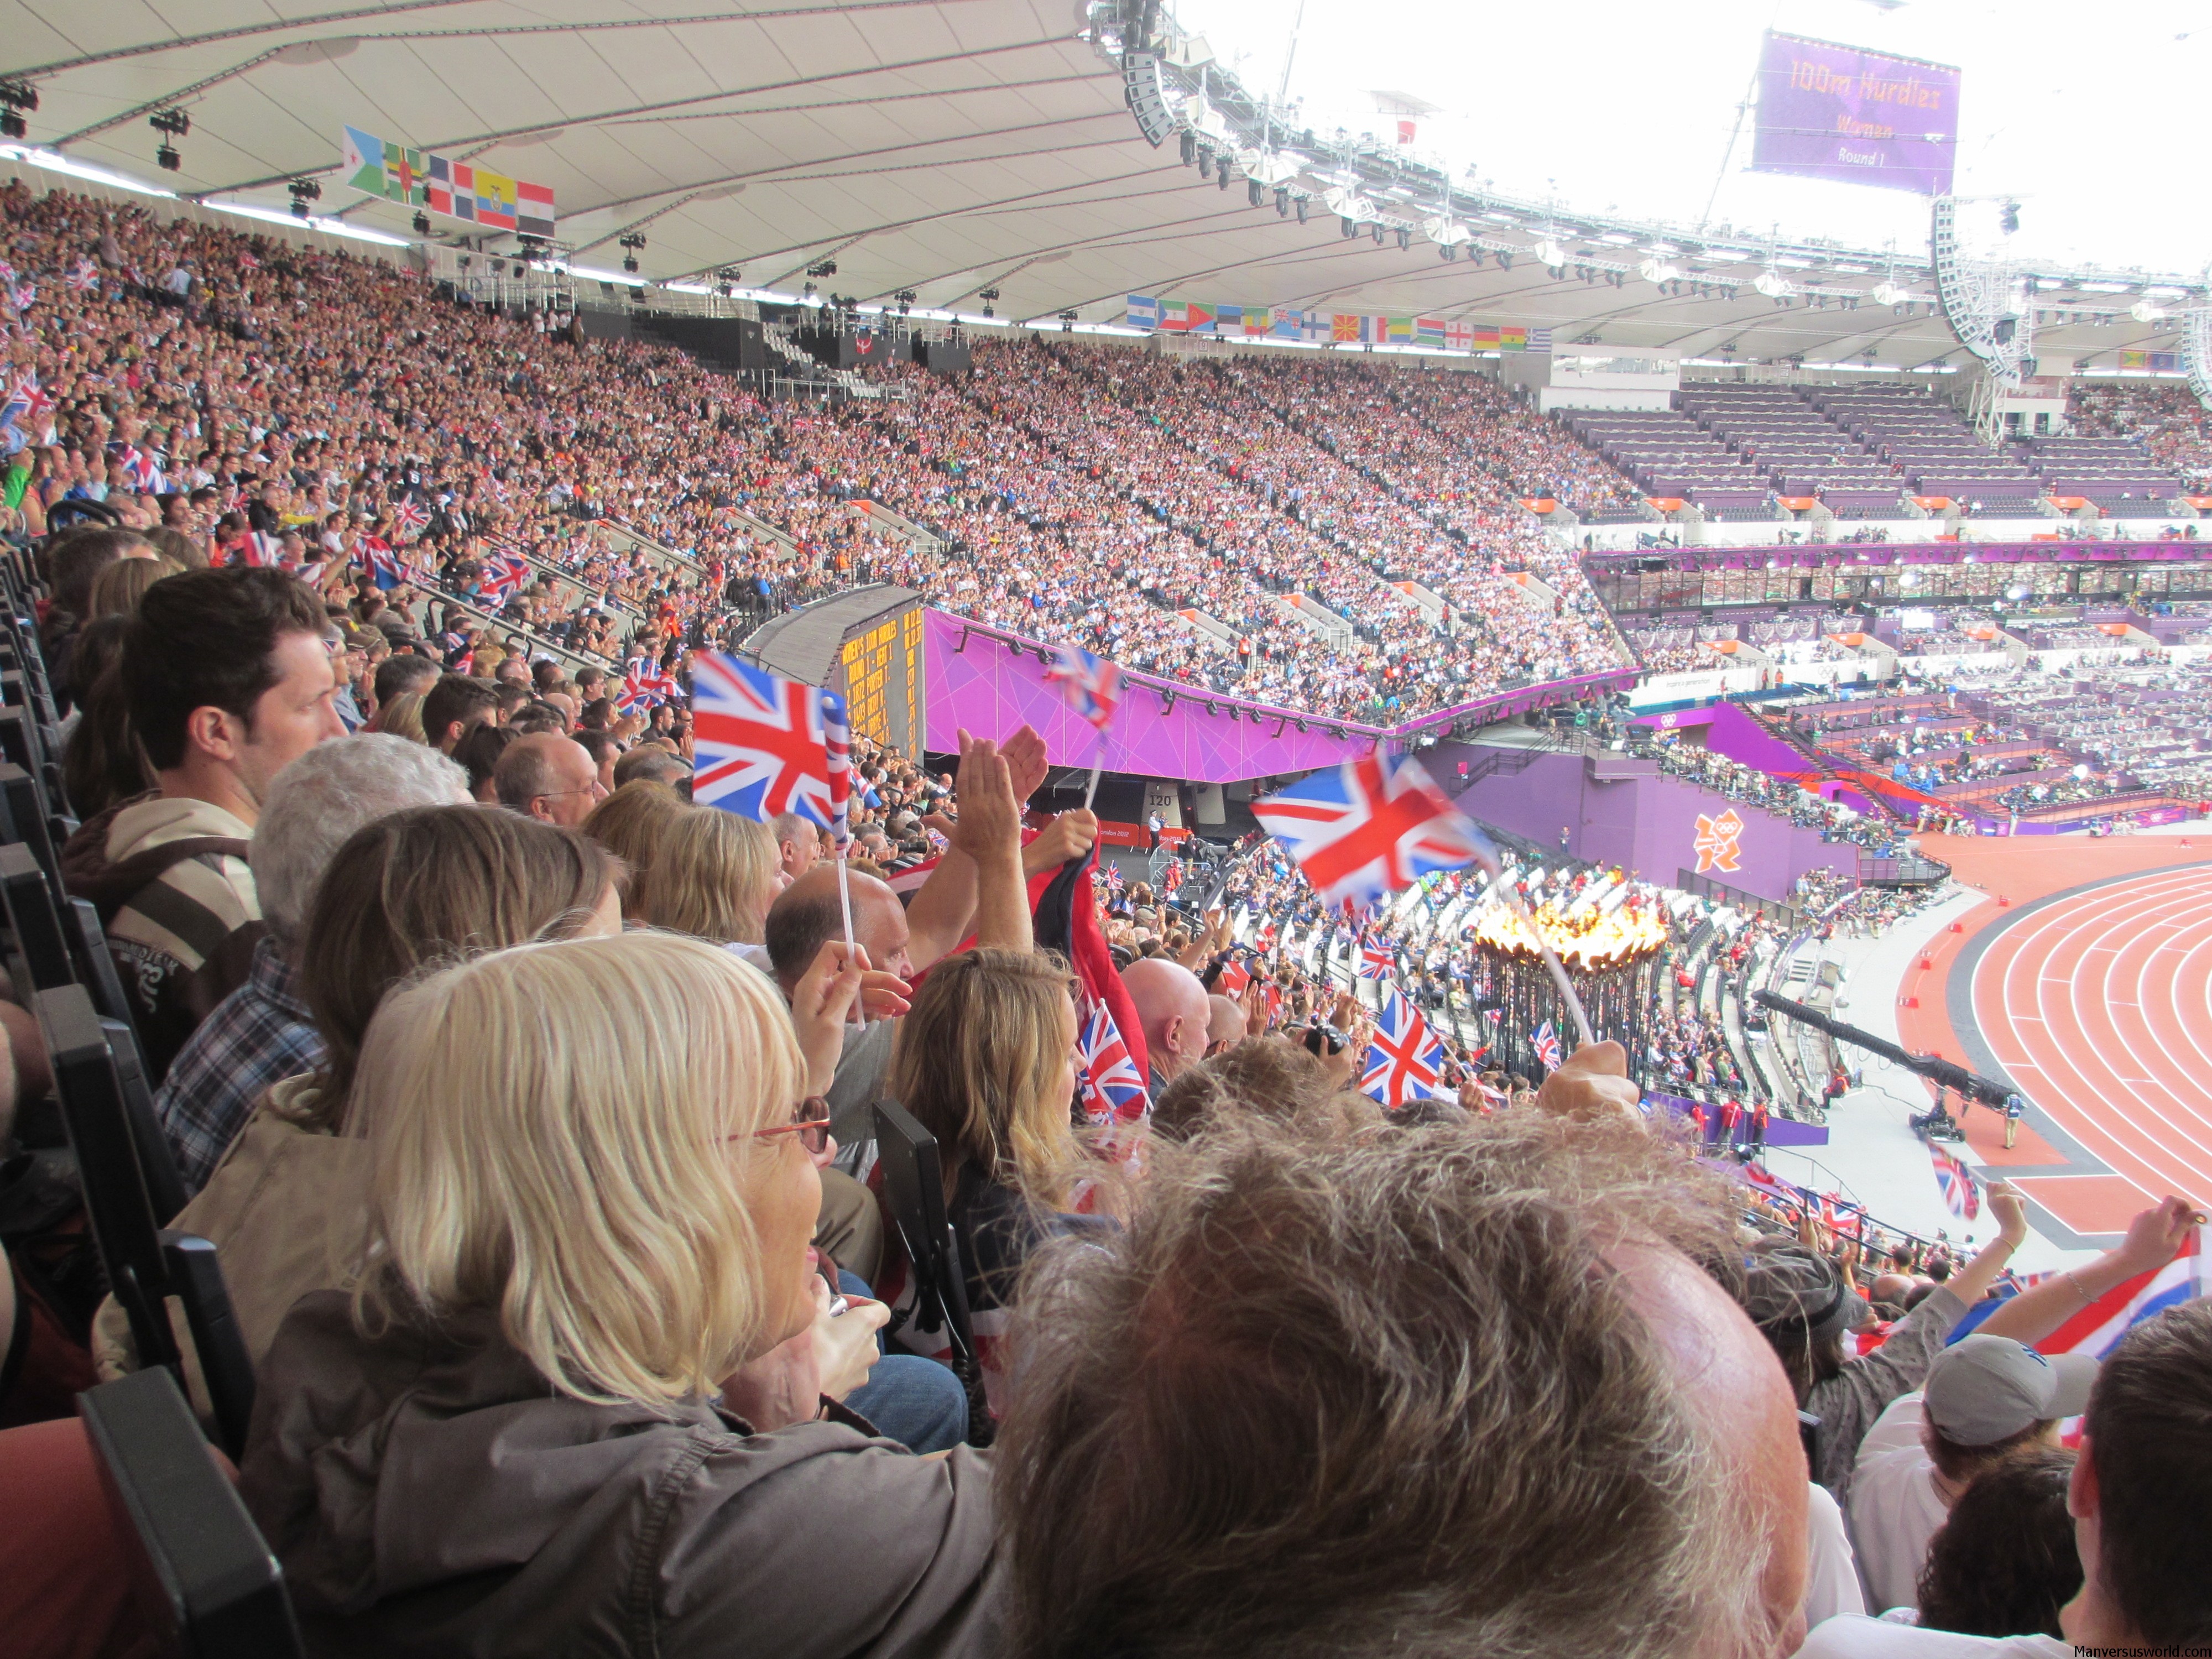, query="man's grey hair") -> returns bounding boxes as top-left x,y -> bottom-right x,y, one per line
250,735 -> 469,943
995,1111 -> 1771,1659
770,809 -> 812,849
